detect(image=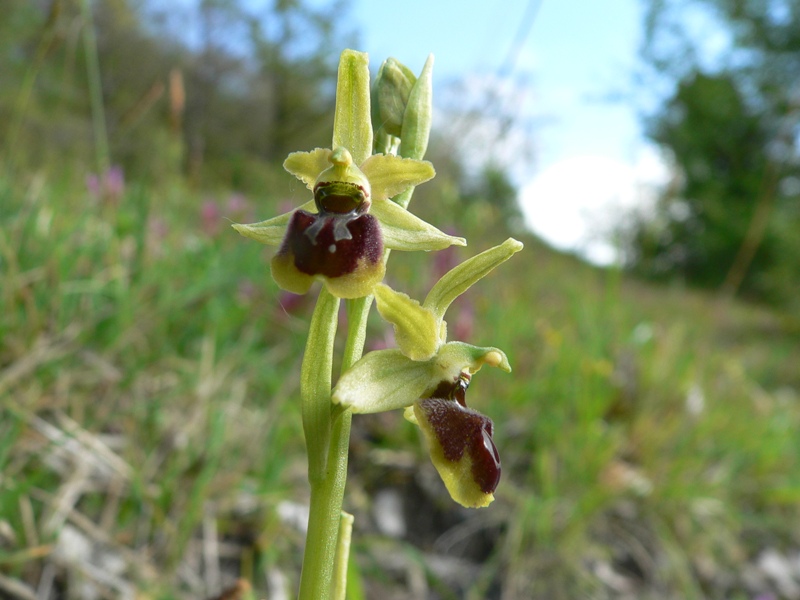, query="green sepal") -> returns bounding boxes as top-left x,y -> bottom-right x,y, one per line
232,200 -> 316,245
373,200 -> 466,251
424,238 -> 523,321
374,284 -> 440,360
283,148 -> 332,190
333,50 -> 373,166
332,349 -> 436,414
359,154 -> 435,201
